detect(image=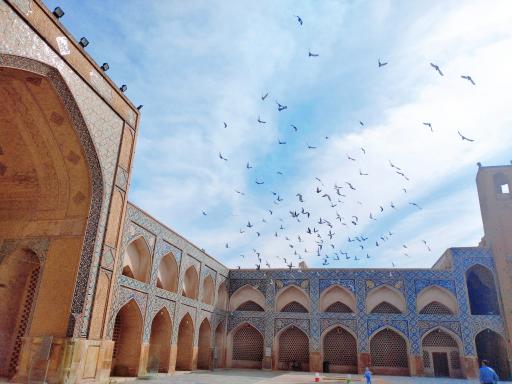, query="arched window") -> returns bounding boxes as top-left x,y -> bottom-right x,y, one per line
122,237 -> 152,283
216,282 -> 228,310
230,285 -> 266,311
201,275 -> 215,305
197,319 -> 211,369
421,328 -> 461,378
322,326 -> 357,373
417,286 -> 457,315
277,326 -> 309,371
147,308 -> 172,373
466,265 -> 500,315
182,266 -> 199,300
214,322 -> 225,368
156,253 -> 178,292
175,313 -> 194,370
366,285 -> 406,314
281,301 -> 308,313
235,301 -> 265,311
319,285 -> 356,313
369,328 -> 409,375
231,324 -> 264,368
275,285 -> 310,313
